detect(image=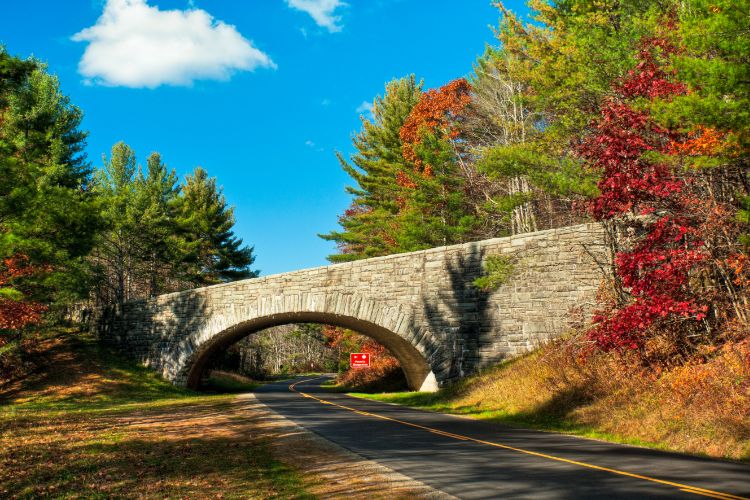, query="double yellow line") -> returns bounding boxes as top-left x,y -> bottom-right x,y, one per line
288,378 -> 748,500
